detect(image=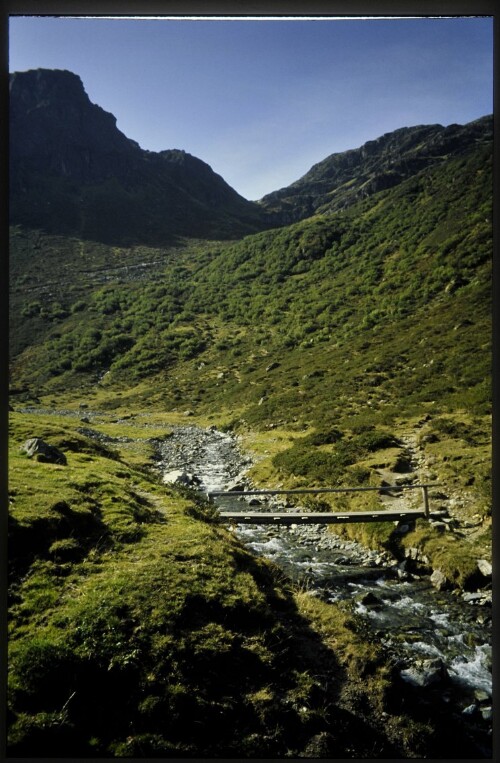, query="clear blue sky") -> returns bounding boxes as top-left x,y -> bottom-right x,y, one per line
9,16 -> 493,200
